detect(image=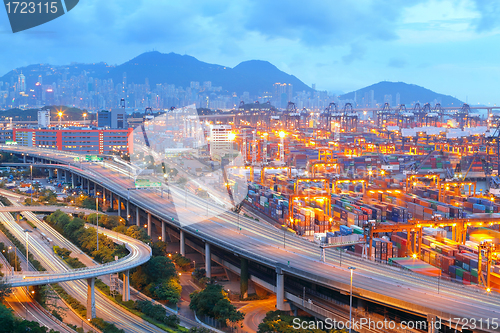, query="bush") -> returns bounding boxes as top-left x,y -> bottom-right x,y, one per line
190,283 -> 244,325
90,317 -> 125,333
172,253 -> 192,271
135,301 -> 180,327
51,309 -> 63,321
